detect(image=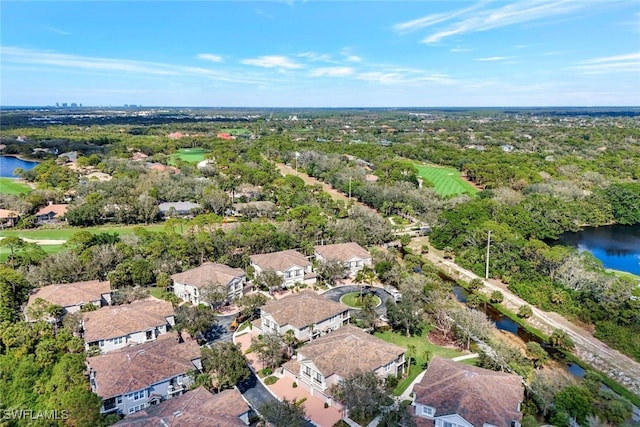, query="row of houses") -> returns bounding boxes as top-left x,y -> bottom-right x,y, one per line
0,203 -> 69,227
